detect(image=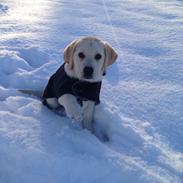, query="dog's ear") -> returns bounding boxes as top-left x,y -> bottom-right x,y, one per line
64,39 -> 79,69
104,42 -> 118,66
